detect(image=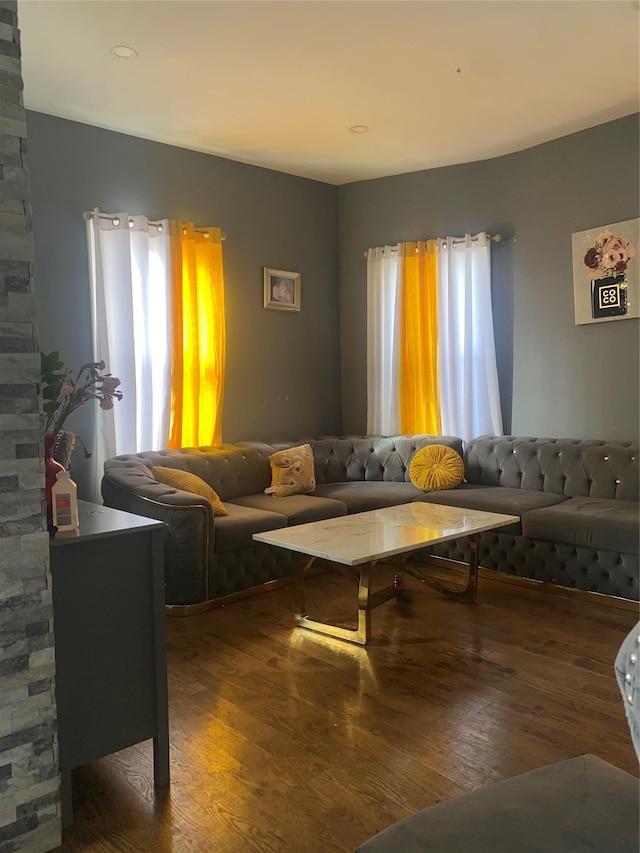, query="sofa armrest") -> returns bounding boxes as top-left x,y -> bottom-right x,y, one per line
101,465 -> 215,605
615,622 -> 640,761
